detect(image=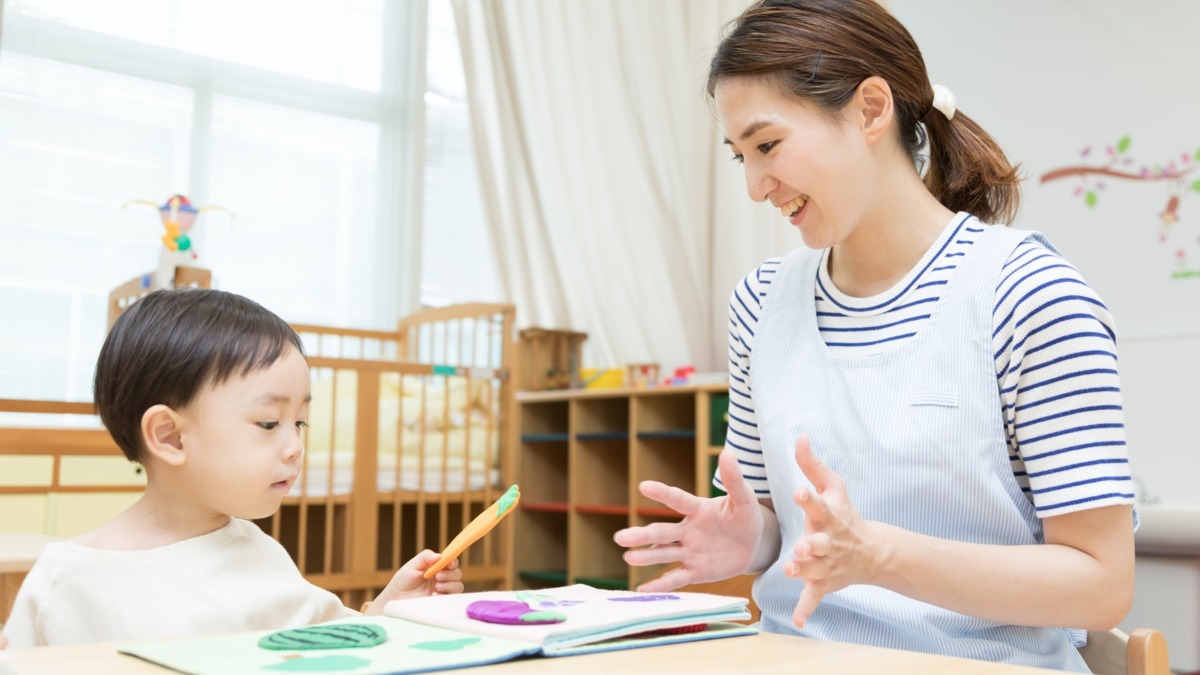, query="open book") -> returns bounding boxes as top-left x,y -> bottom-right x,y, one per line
120,585 -> 756,675
384,584 -> 756,656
